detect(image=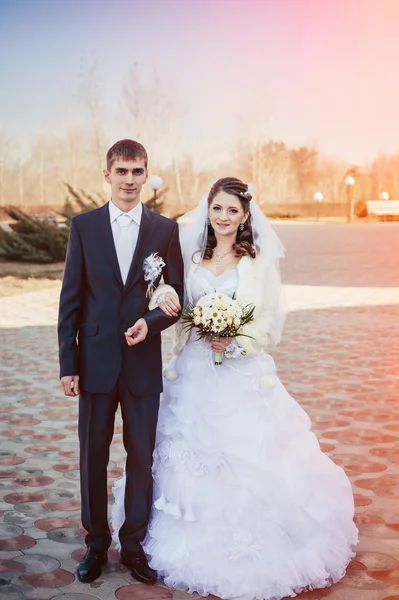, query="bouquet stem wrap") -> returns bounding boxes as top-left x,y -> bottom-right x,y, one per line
214,351 -> 223,366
